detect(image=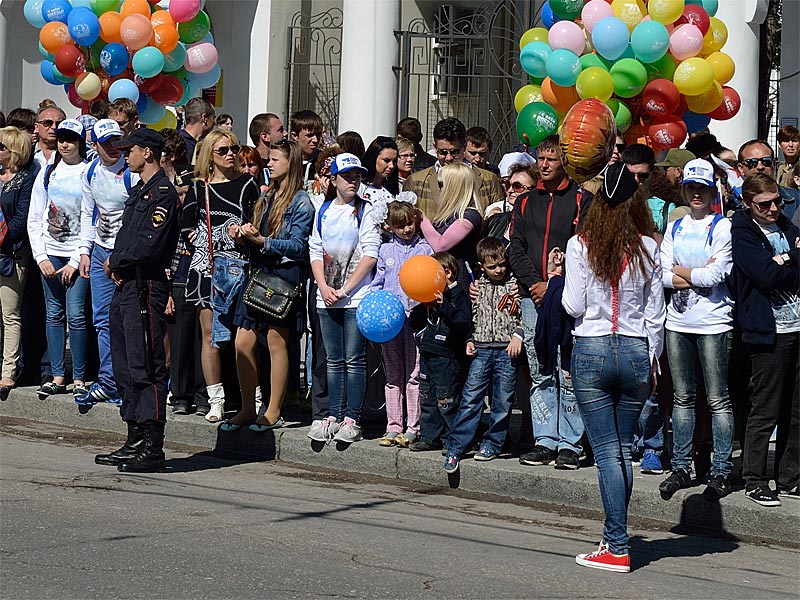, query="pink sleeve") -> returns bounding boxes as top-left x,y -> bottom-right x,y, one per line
420,216 -> 476,252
